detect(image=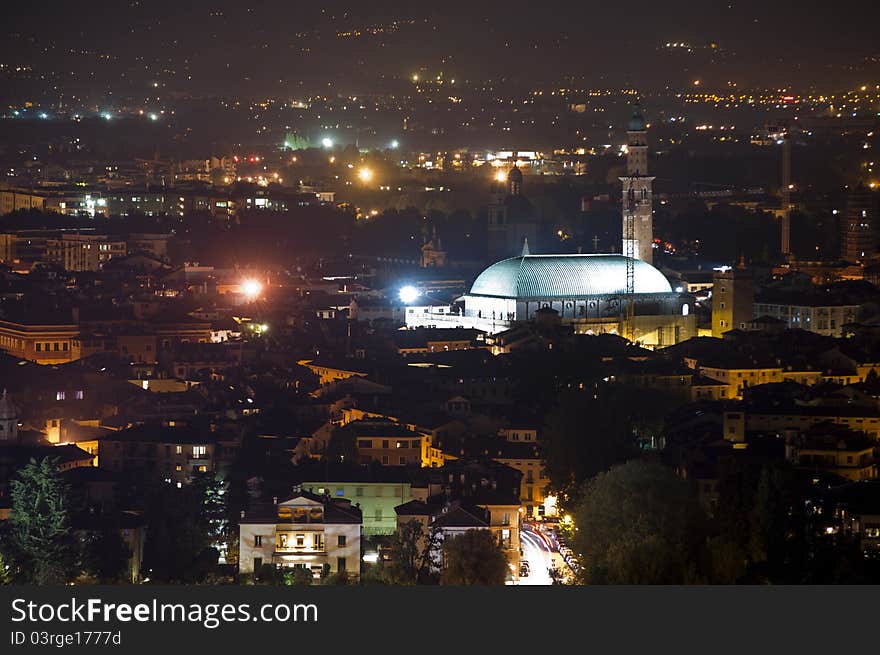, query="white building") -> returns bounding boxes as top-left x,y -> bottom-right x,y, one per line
238,491 -> 362,580
405,252 -> 696,346
752,301 -> 860,337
